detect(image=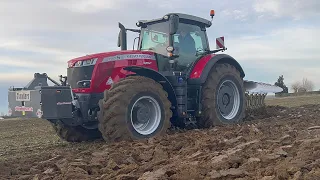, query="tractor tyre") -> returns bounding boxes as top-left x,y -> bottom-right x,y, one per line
97,76 -> 172,143
198,63 -> 246,128
51,120 -> 102,142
